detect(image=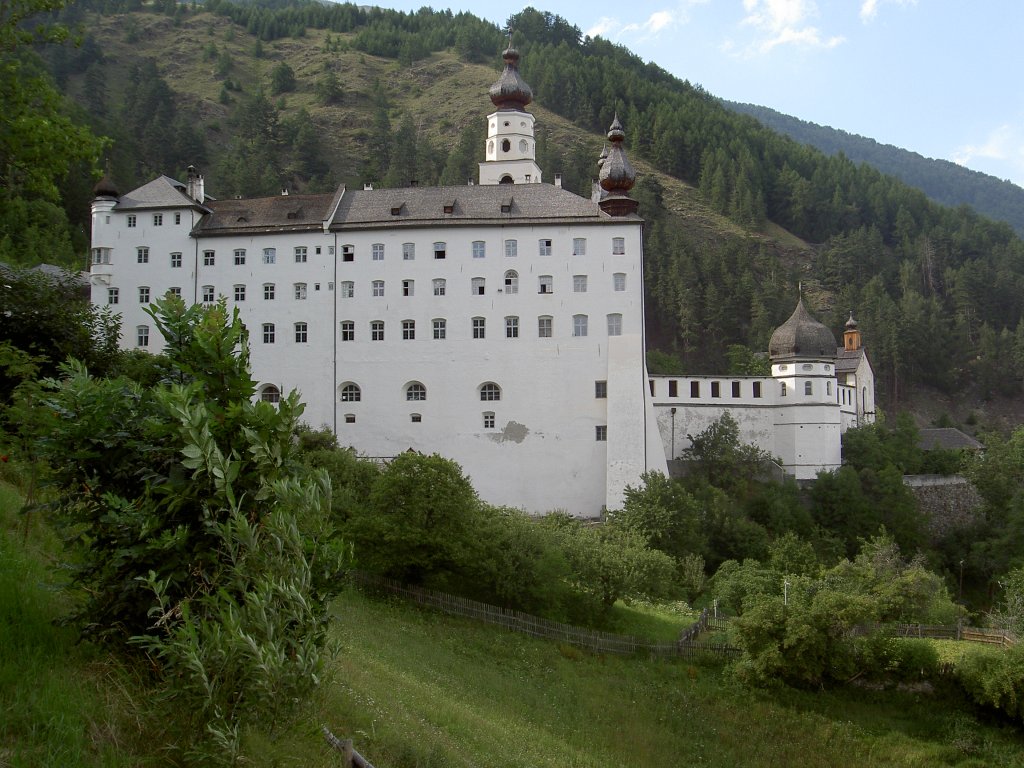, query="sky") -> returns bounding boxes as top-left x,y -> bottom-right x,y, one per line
367,0 -> 1024,189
